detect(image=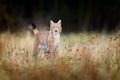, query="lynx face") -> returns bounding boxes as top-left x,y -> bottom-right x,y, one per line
32,19 -> 62,59
50,20 -> 62,35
